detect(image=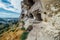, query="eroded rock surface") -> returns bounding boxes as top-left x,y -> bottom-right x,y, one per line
20,0 -> 60,40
